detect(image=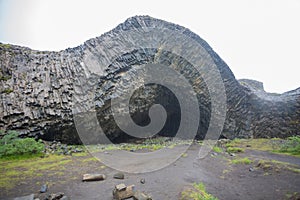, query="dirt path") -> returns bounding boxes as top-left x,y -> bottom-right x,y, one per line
1,144 -> 300,200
